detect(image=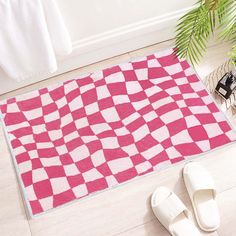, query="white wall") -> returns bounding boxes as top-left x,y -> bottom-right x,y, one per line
57,0 -> 194,42
0,0 -> 195,94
